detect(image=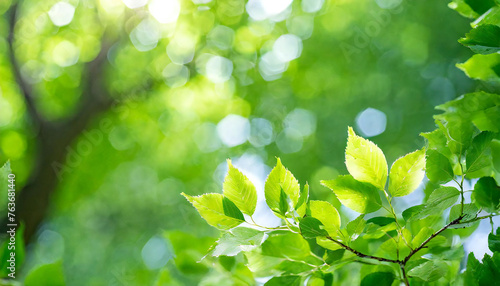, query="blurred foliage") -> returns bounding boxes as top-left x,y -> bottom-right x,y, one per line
0,0 -> 487,284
